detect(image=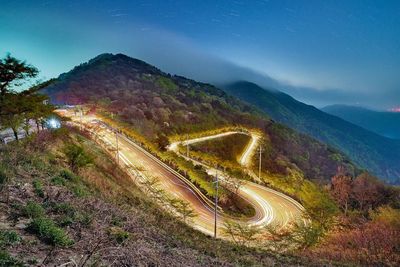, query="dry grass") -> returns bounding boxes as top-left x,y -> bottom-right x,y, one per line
0,129 -> 304,266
